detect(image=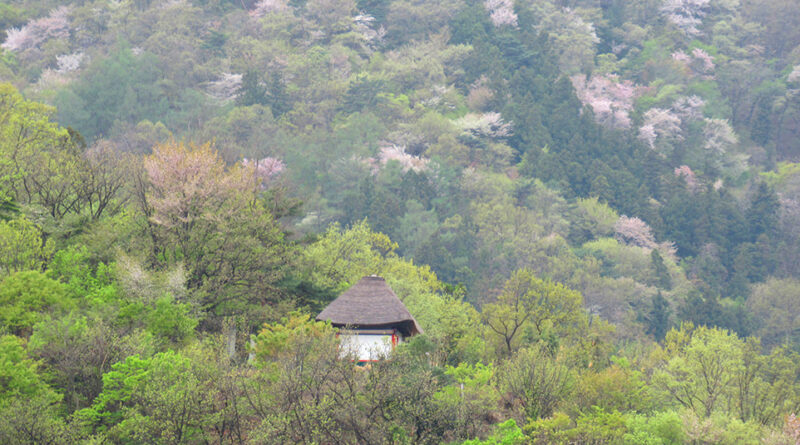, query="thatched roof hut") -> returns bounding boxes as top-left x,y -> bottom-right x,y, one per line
317,275 -> 422,338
